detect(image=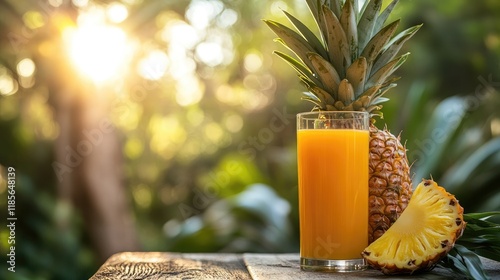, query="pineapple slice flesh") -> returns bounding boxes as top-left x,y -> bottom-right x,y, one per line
362,179 -> 466,274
